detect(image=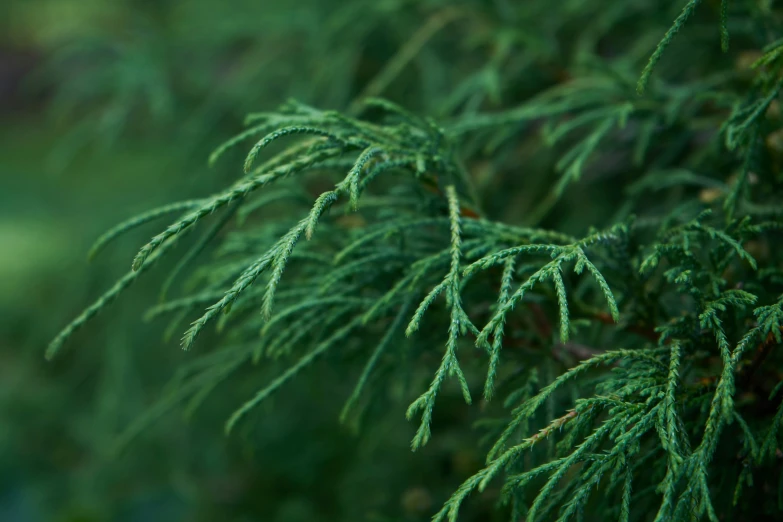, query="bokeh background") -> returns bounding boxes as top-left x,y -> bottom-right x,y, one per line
1,1 -> 490,521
